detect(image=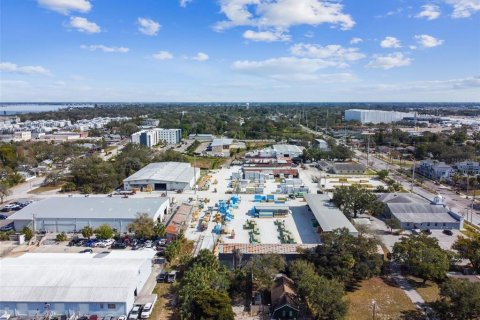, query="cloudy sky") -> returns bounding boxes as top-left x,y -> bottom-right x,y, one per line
1,0 -> 479,102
